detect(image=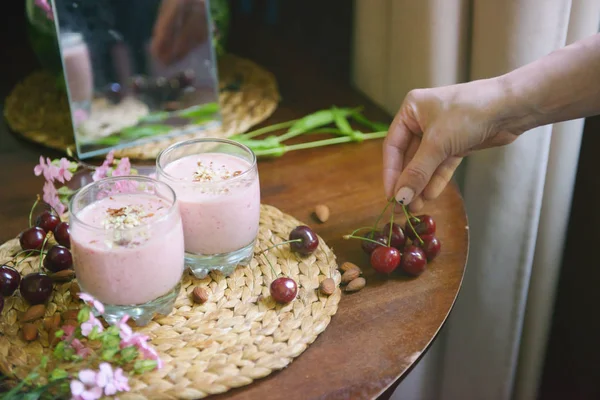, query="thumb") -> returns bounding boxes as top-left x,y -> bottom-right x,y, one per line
393,140 -> 446,205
